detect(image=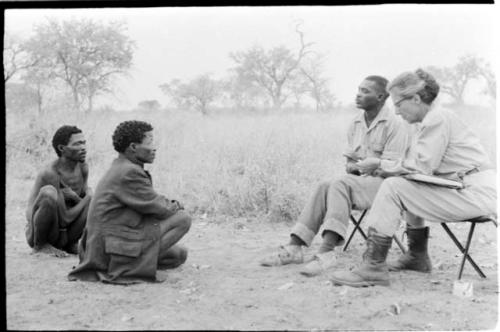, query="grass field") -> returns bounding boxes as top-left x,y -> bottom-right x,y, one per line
7,103 -> 496,223
7,108 -> 351,222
